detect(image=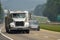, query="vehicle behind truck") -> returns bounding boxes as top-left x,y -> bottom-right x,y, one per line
4,10 -> 30,33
